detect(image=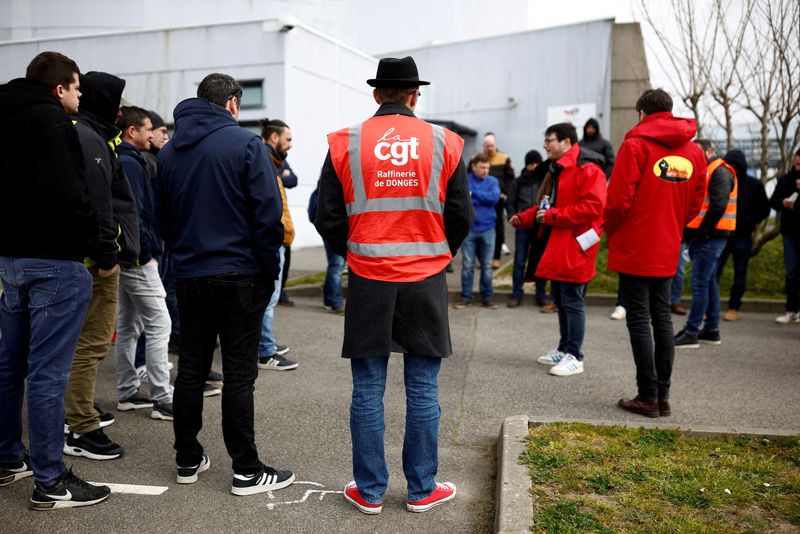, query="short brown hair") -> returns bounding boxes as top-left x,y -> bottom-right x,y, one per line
636,89 -> 673,115
471,152 -> 491,166
26,51 -> 80,90
375,86 -> 417,105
